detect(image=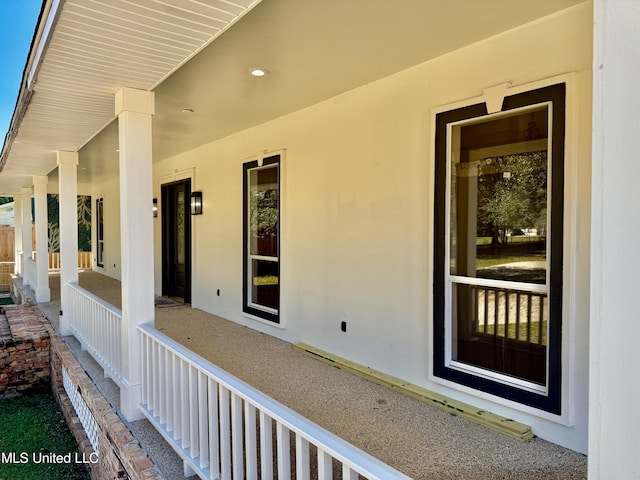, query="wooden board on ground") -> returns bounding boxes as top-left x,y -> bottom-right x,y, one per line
294,342 -> 534,442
